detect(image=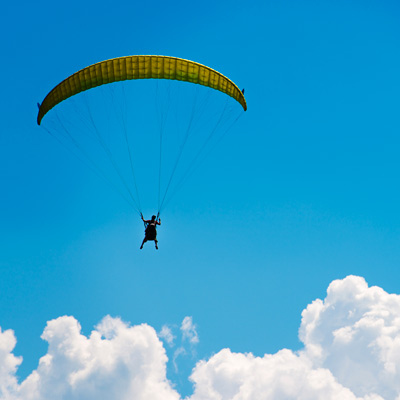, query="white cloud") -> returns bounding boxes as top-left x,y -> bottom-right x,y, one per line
189,348 -> 371,400
173,347 -> 187,373
168,317 -> 200,373
181,317 -> 199,345
159,325 -> 176,347
7,315 -> 180,400
299,275 -> 400,399
0,327 -> 22,400
188,275 -> 400,400
1,276 -> 400,399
